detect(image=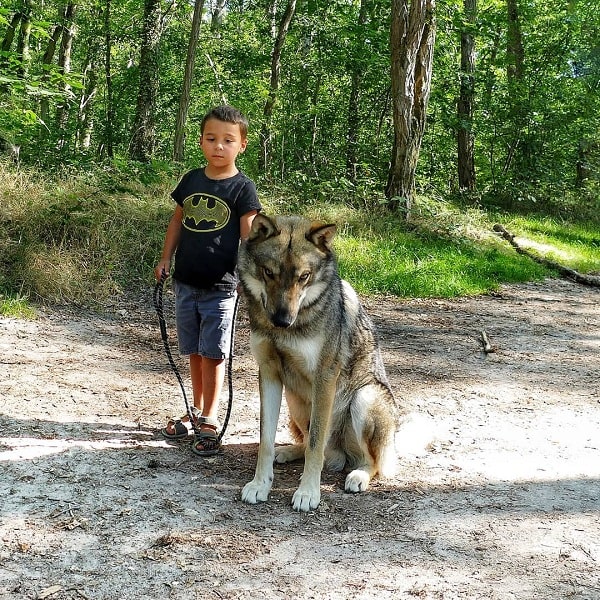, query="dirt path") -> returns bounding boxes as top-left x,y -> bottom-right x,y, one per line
1,278 -> 599,600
